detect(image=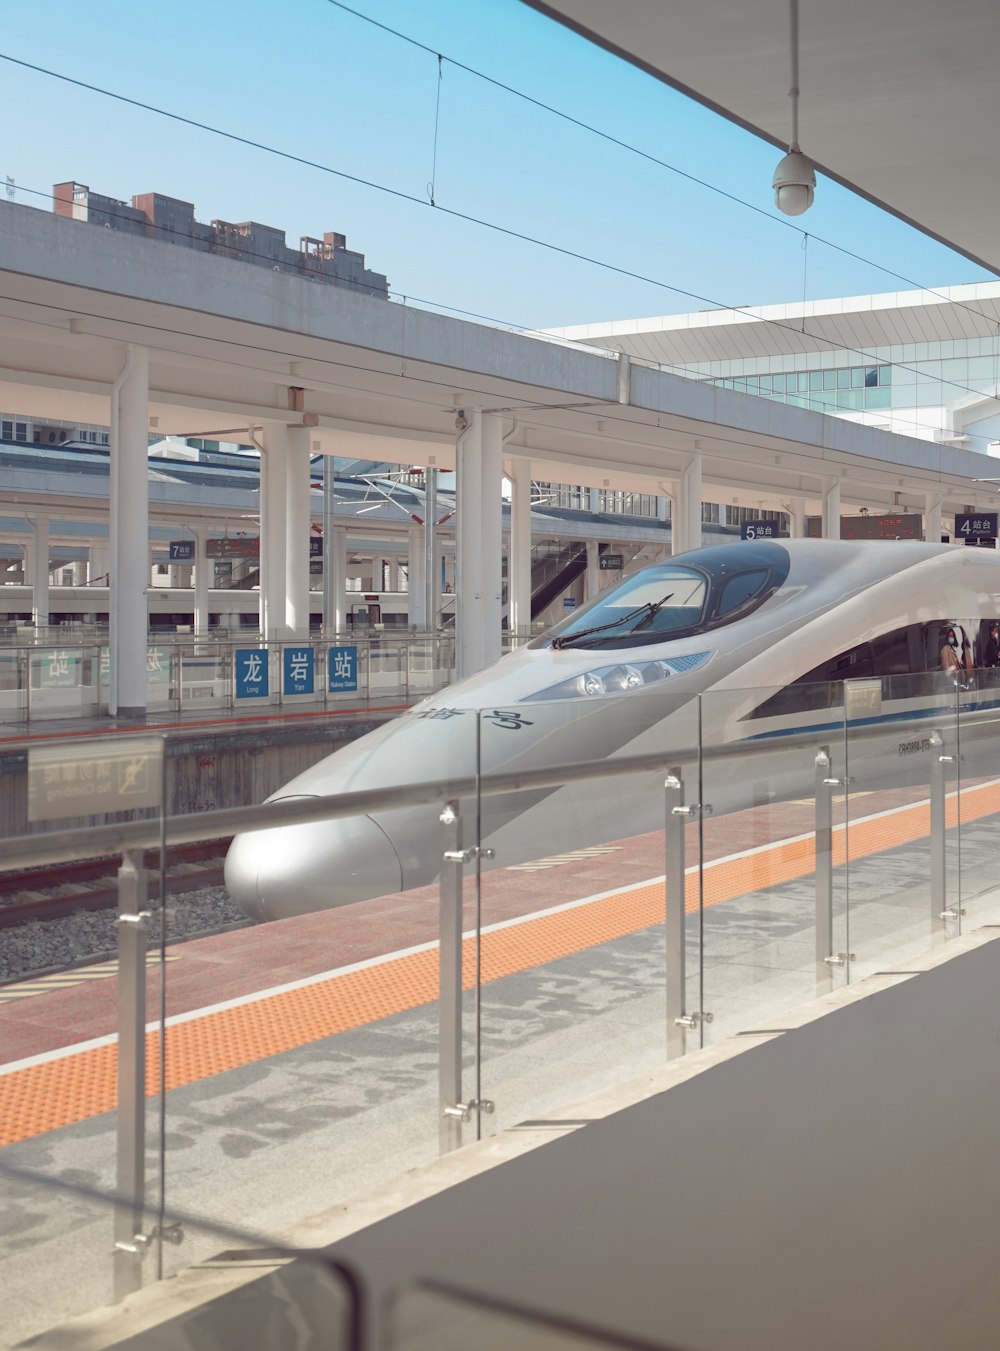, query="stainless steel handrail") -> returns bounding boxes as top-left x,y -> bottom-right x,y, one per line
0,703 -> 977,872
